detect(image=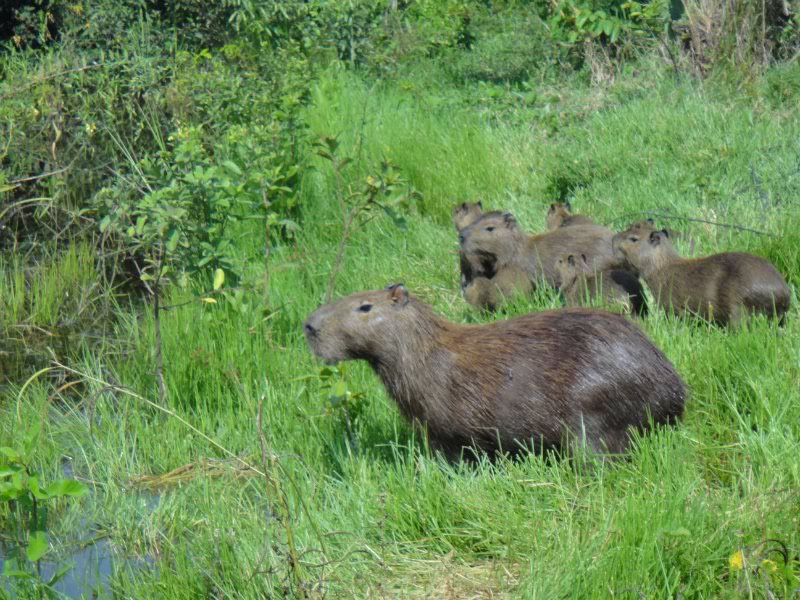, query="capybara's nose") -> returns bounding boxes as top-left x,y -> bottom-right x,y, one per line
304,321 -> 317,337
